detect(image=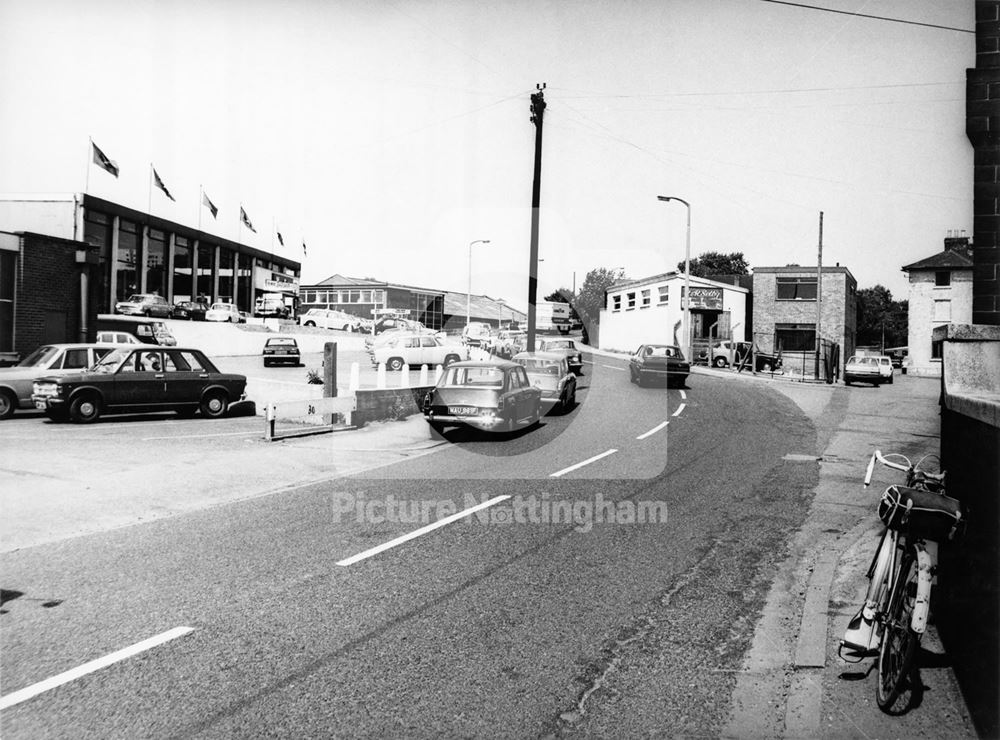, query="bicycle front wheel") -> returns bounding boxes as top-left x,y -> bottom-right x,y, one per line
876,550 -> 920,713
